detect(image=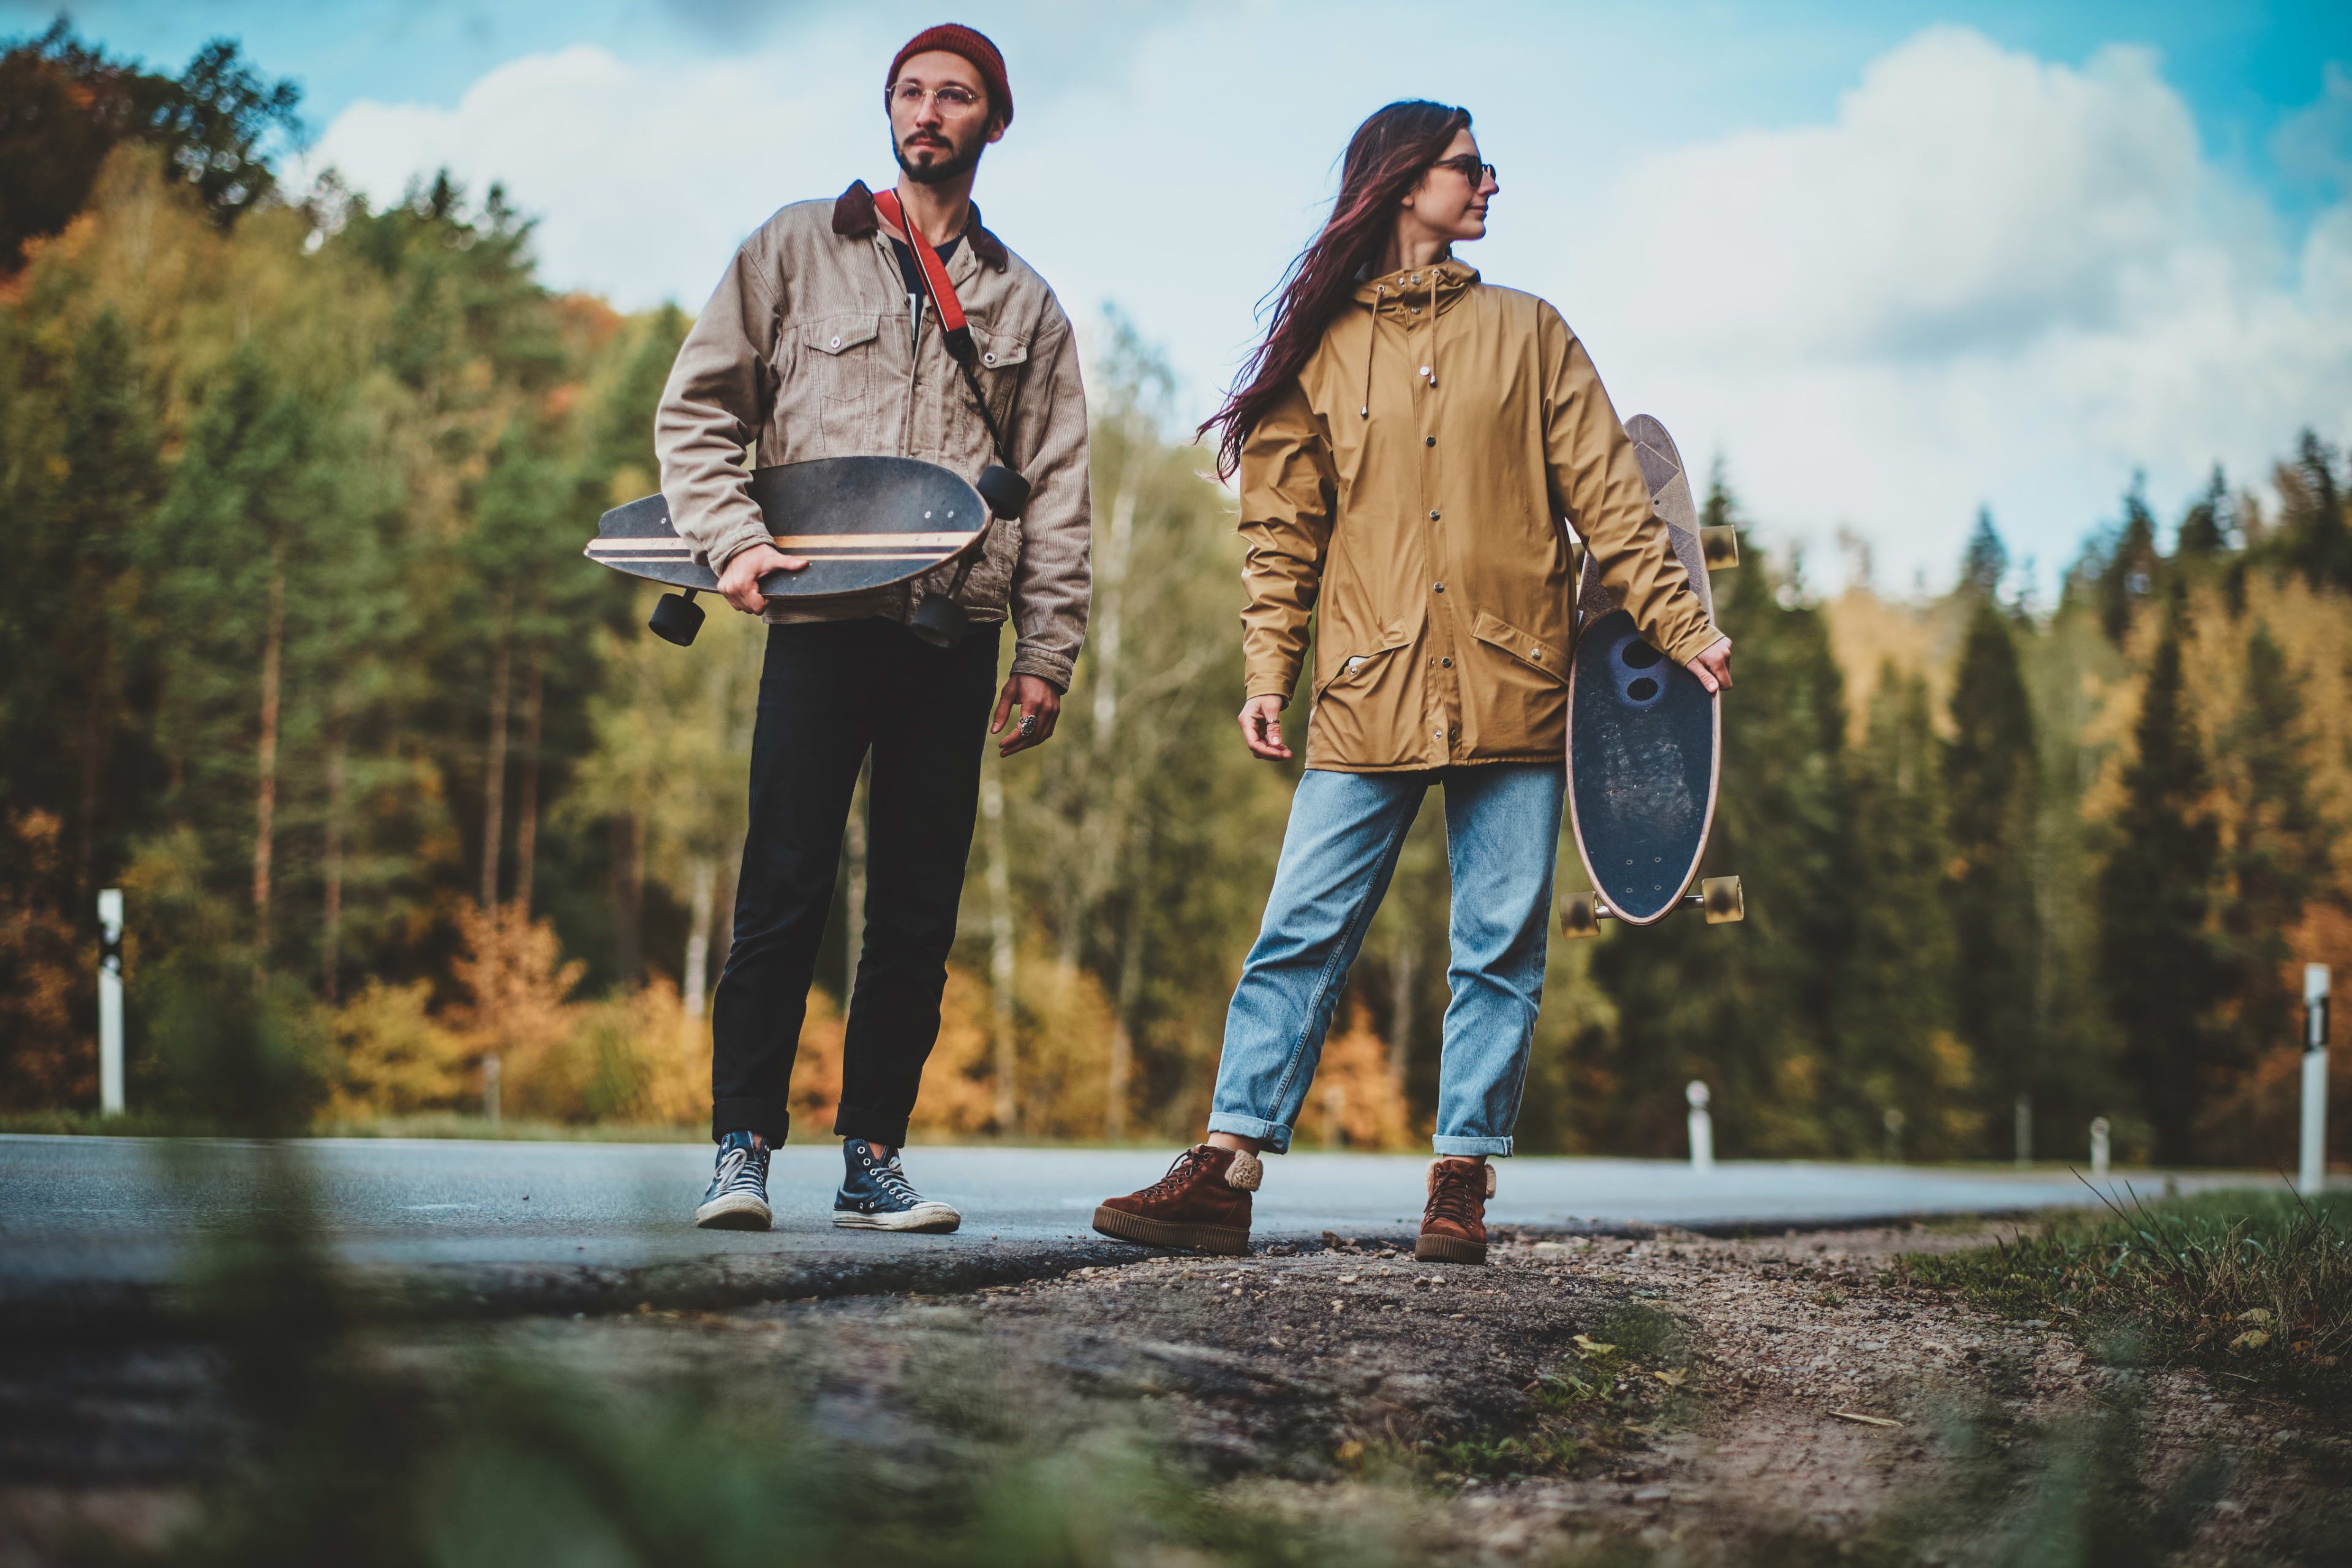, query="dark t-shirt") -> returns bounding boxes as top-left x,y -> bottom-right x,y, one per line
891,232 -> 963,345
